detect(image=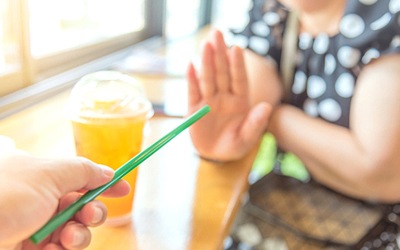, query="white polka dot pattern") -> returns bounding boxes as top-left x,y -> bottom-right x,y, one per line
251,21 -> 270,37
246,0 -> 254,11
324,54 -> 336,75
307,76 -> 326,99
340,14 -> 365,38
389,0 -> 400,13
337,46 -> 361,68
292,71 -> 307,94
232,34 -> 249,48
249,36 -> 269,54
359,0 -> 378,5
303,99 -> 319,117
313,33 -> 330,54
362,48 -> 380,64
391,35 -> 400,48
335,73 -> 355,98
299,33 -> 313,50
231,0 -> 400,127
263,12 -> 280,26
318,99 -> 342,122
370,13 -> 392,30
